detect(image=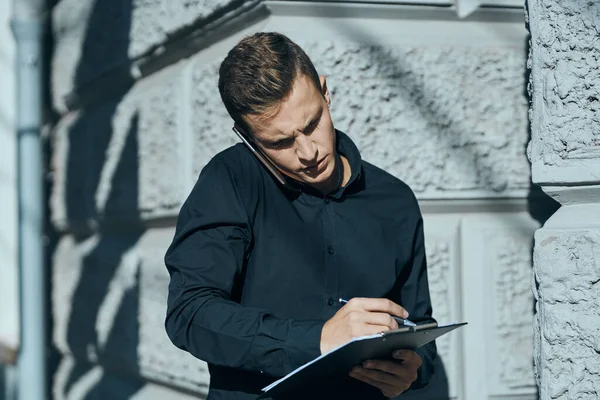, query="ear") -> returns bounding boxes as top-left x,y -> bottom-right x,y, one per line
320,75 -> 331,107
